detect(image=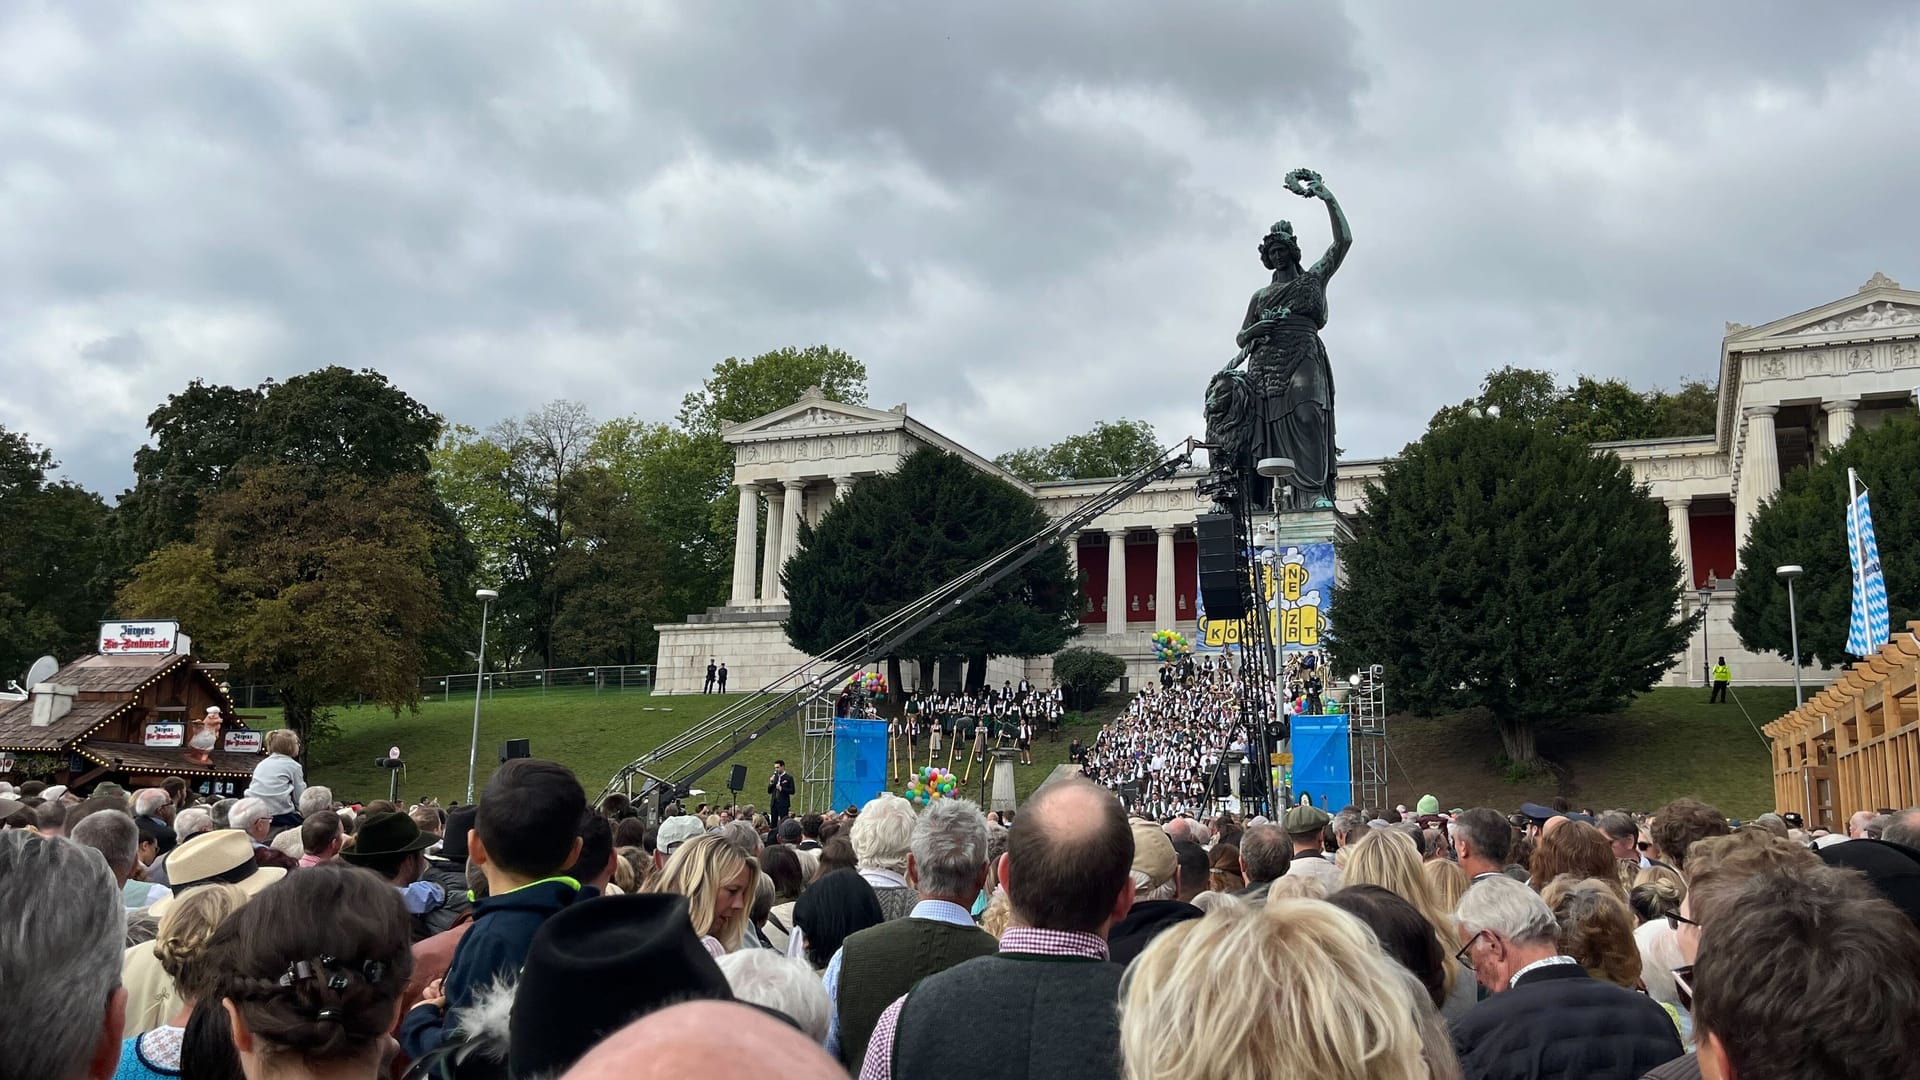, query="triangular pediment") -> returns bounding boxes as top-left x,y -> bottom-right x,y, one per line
1727,272 -> 1920,344
721,390 -> 908,442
